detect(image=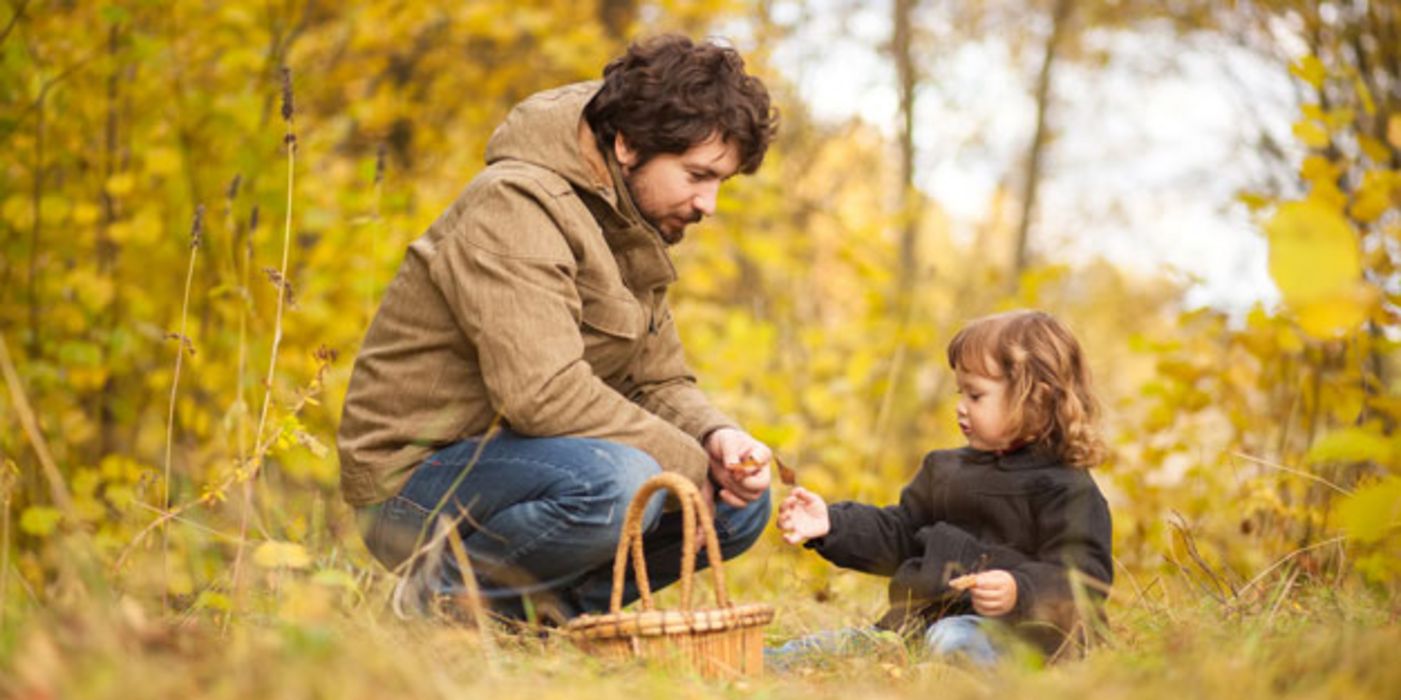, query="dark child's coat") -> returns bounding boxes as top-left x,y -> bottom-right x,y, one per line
808,446 -> 1113,658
